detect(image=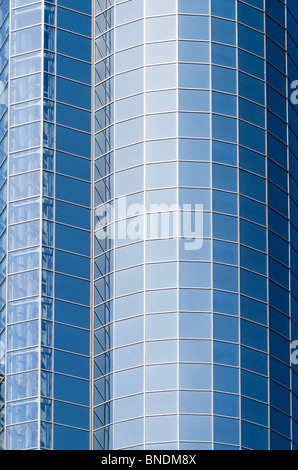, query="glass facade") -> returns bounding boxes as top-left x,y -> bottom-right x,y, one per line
1,0 -> 92,450
0,0 -> 297,450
